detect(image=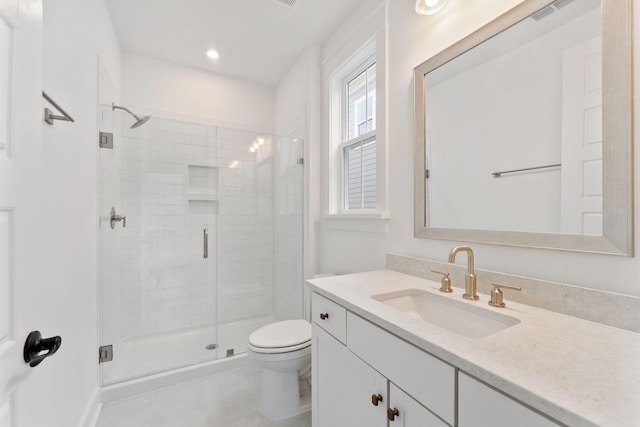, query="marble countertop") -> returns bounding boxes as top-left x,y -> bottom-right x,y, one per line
307,270 -> 640,427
